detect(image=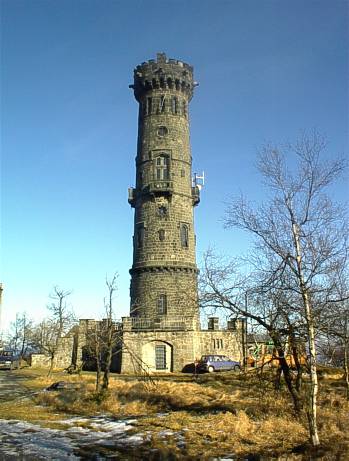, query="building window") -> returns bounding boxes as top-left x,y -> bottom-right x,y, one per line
157,294 -> 167,315
213,339 -> 223,349
180,223 -> 189,248
155,345 -> 166,370
155,155 -> 170,180
137,225 -> 145,248
158,229 -> 165,241
181,169 -> 185,177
